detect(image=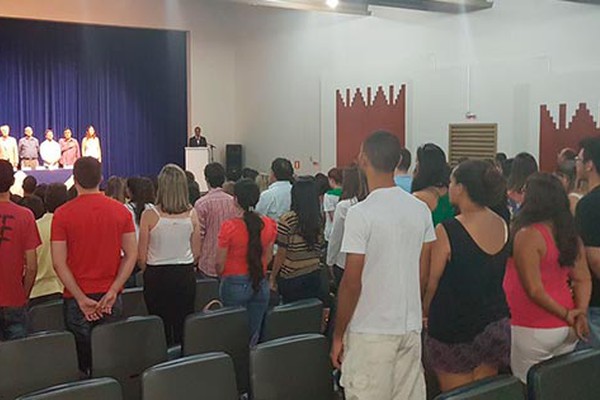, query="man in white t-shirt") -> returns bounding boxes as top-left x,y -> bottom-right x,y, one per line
331,131 -> 436,400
